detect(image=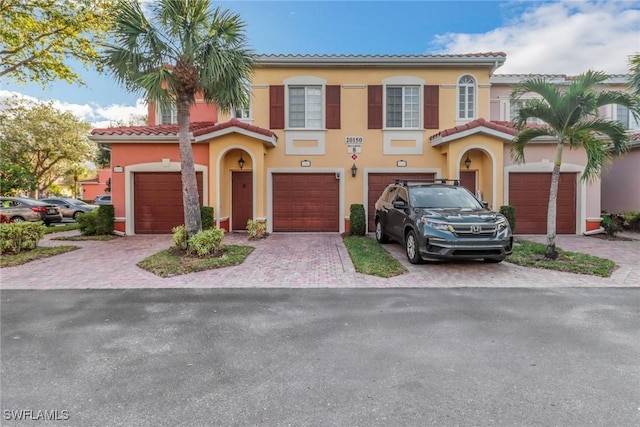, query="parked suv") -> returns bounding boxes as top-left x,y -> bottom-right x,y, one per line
374,179 -> 513,264
93,194 -> 112,205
